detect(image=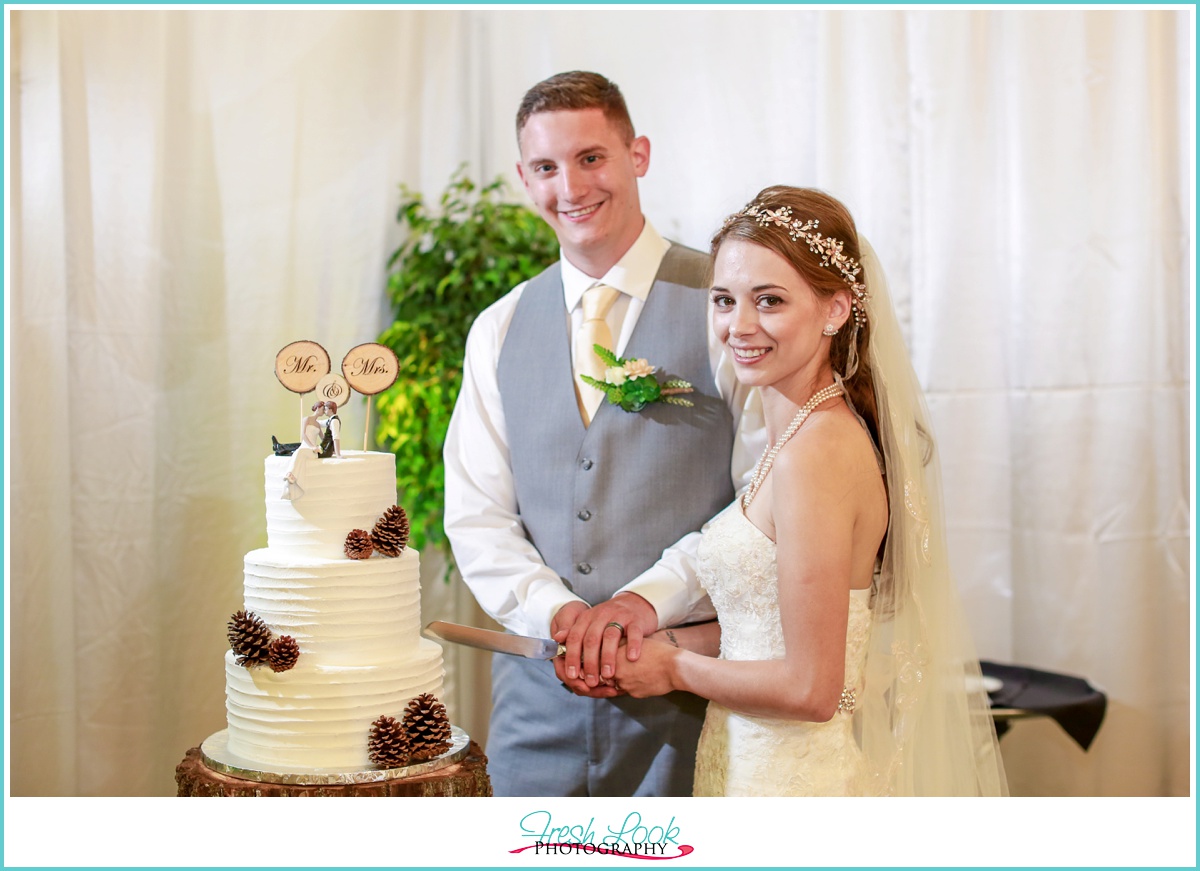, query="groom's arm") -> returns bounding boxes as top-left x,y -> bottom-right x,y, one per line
553,615 -> 722,698
550,592 -> 659,695
551,529 -> 717,694
553,350 -> 765,694
550,531 -> 719,695
444,287 -> 589,638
